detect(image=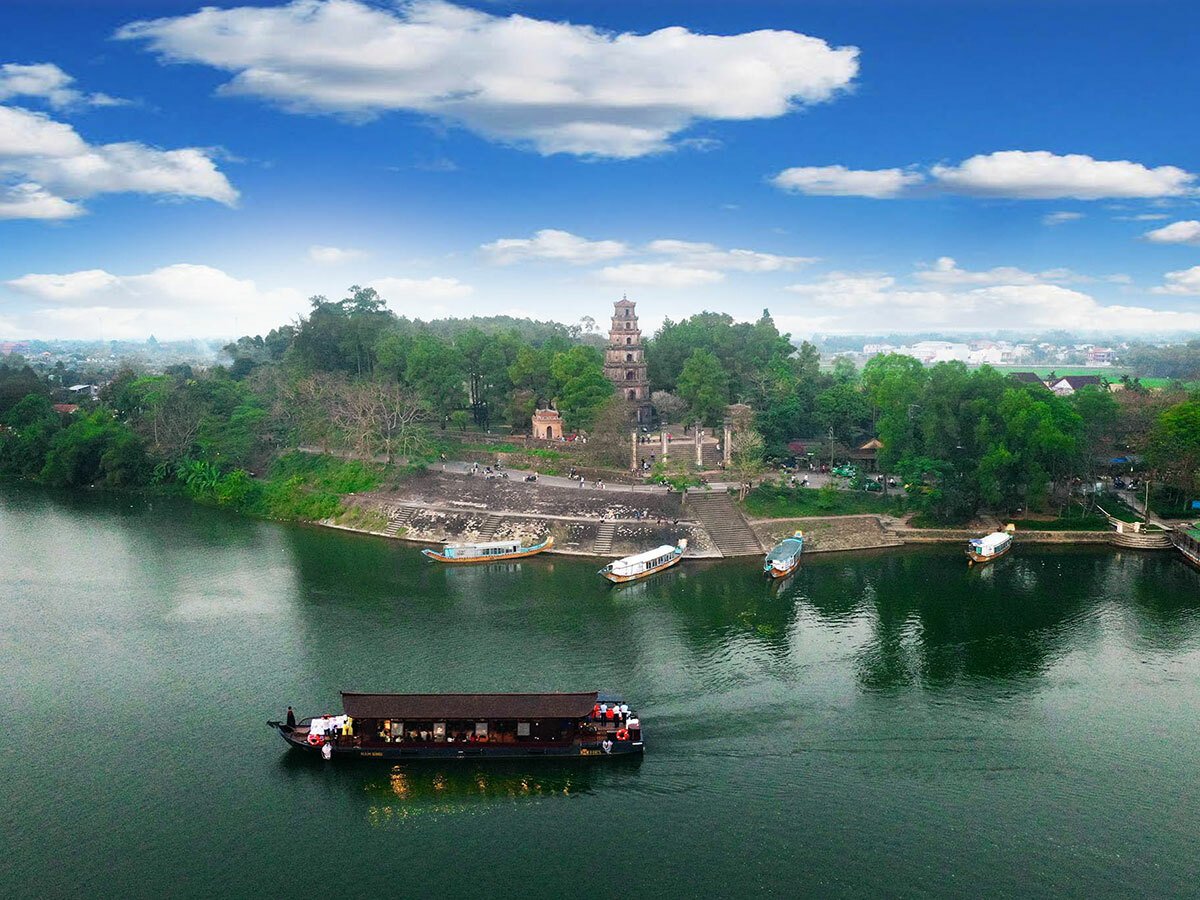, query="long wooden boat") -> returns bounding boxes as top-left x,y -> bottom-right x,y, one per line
267,691 -> 643,760
764,530 -> 804,578
599,539 -> 687,583
422,535 -> 553,563
966,527 -> 1014,565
